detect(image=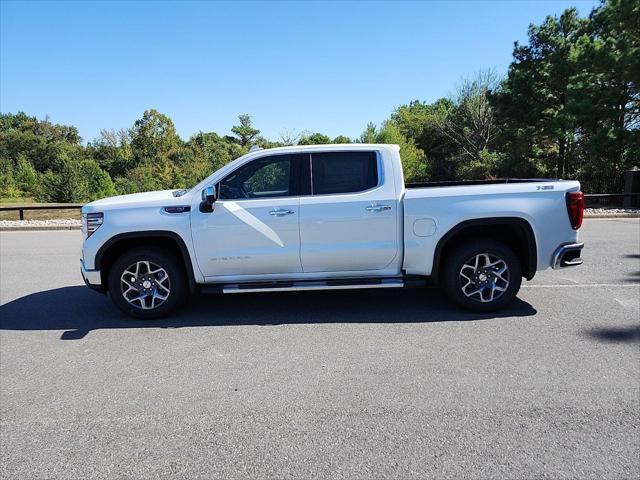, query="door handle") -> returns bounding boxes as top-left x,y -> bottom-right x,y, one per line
365,204 -> 392,212
269,209 -> 295,216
